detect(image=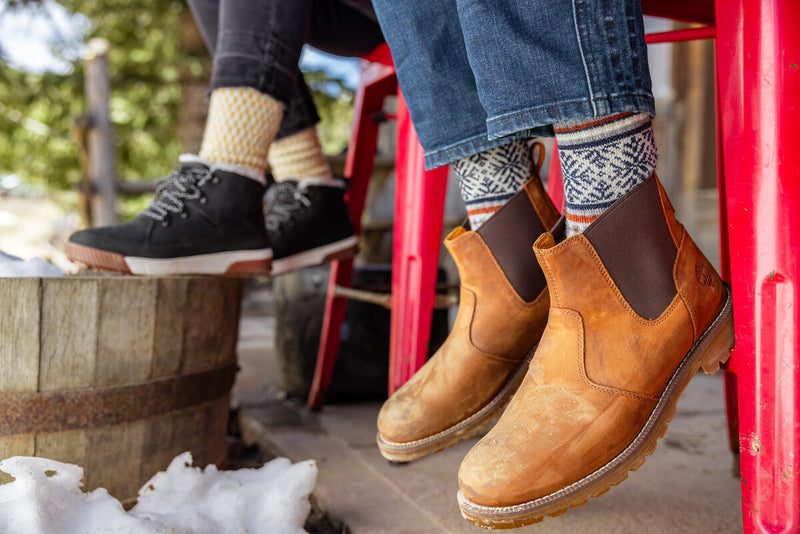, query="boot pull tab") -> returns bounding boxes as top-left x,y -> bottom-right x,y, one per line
531,142 -> 546,178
